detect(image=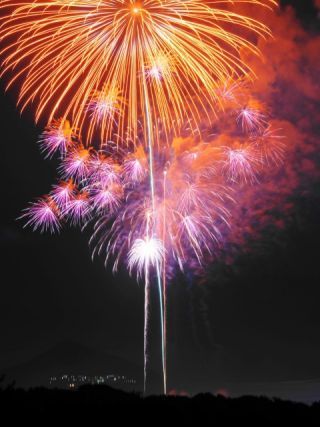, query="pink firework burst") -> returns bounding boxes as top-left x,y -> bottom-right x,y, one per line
222,144 -> 260,184
63,192 -> 92,225
39,119 -> 77,158
89,155 -> 122,186
90,183 -> 123,213
253,125 -> 286,166
50,180 -> 77,209
61,146 -> 92,182
21,197 -> 61,233
124,158 -> 147,183
237,105 -> 267,134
